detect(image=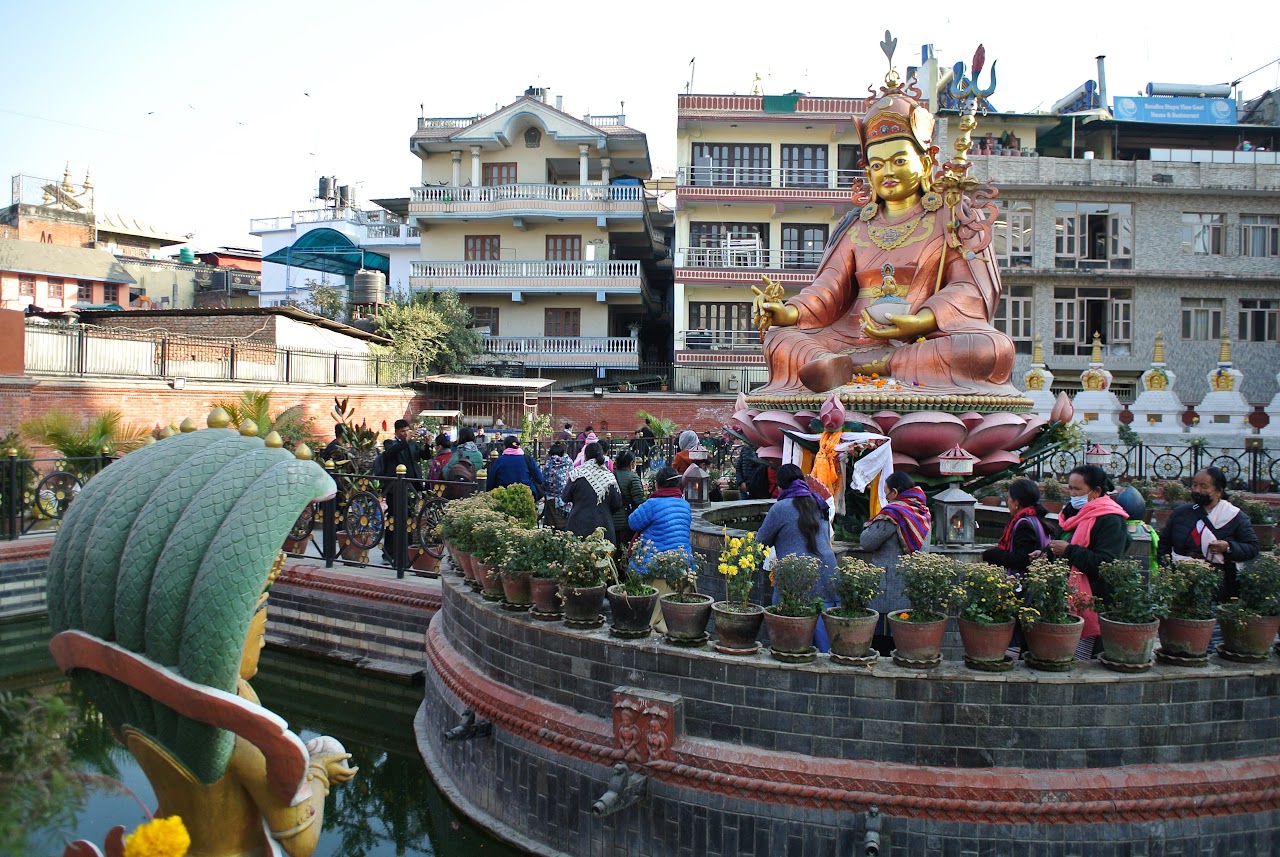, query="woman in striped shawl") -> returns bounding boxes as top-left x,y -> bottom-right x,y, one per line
860,471 -> 932,655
